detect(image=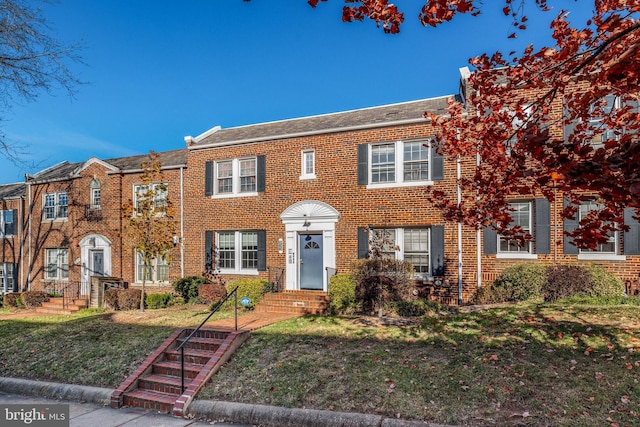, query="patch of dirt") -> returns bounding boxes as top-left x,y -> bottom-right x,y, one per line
344,315 -> 422,327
